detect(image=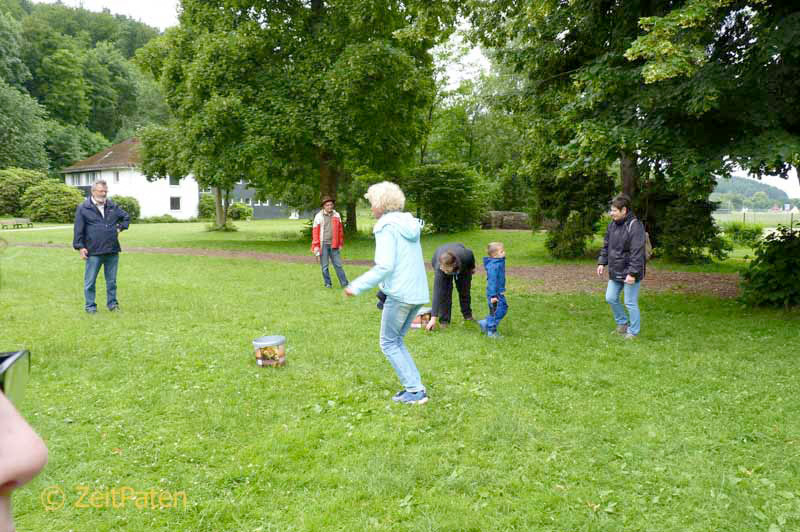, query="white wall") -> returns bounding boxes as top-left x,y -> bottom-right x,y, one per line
67,169 -> 200,220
